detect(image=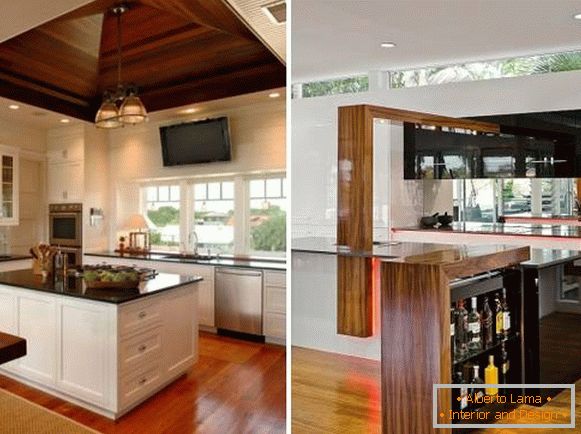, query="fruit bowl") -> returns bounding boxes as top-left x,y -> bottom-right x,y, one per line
81,267 -> 142,289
